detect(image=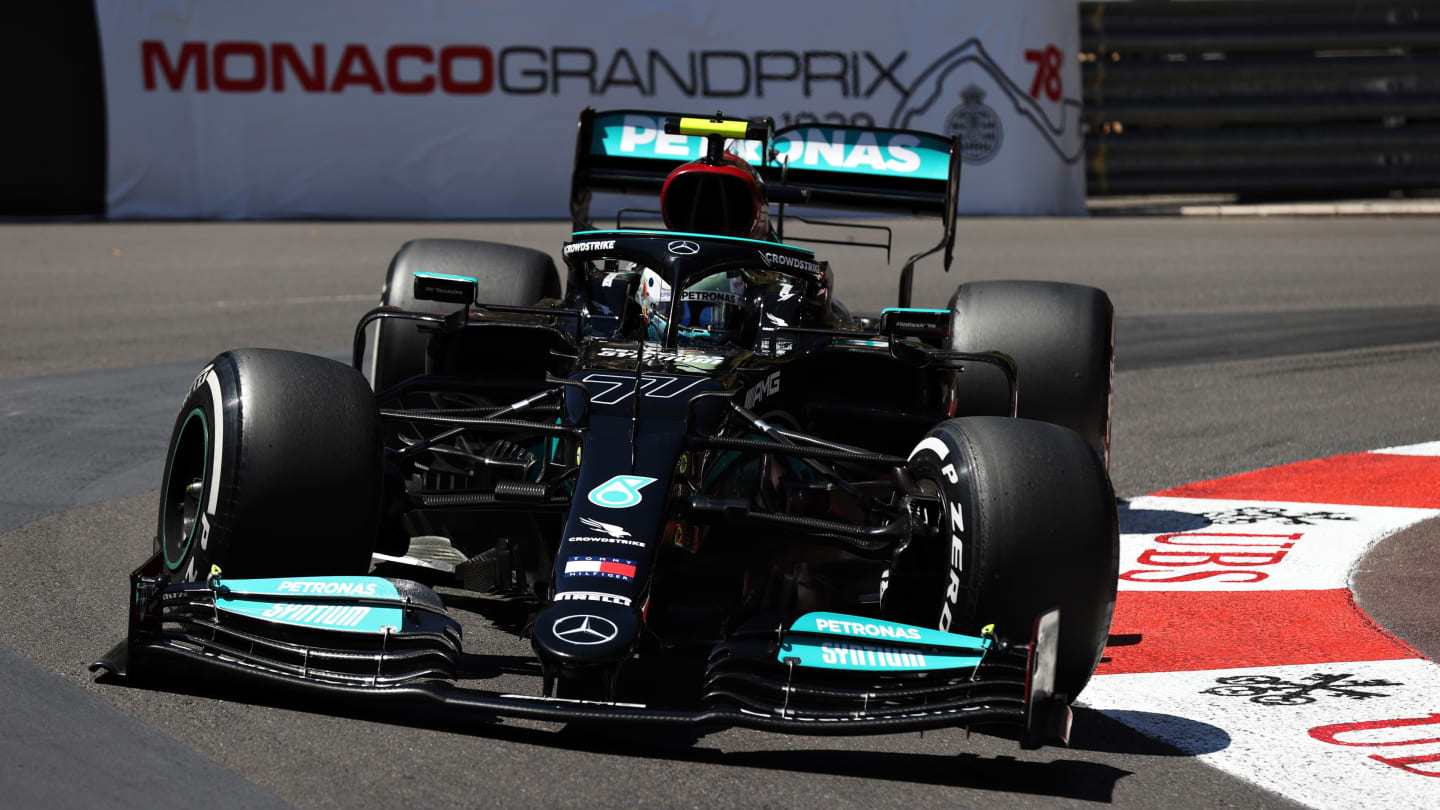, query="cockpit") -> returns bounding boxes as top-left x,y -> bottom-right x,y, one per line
564,230 -> 822,350
564,116 -> 832,349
